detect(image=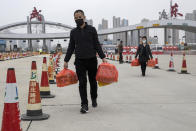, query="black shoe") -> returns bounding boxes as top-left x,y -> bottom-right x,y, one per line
142,71 -> 145,76
92,99 -> 97,108
80,105 -> 88,114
